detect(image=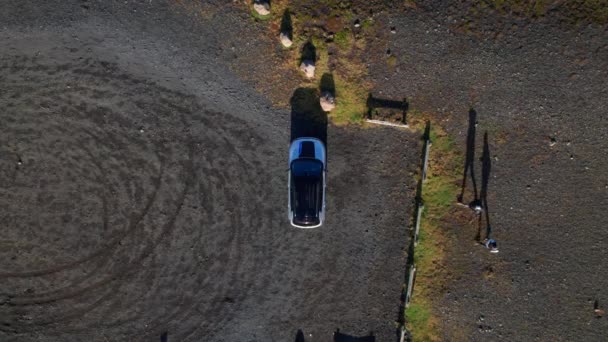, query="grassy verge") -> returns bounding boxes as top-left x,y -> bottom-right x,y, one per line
405,117 -> 463,341
251,0 -> 373,124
